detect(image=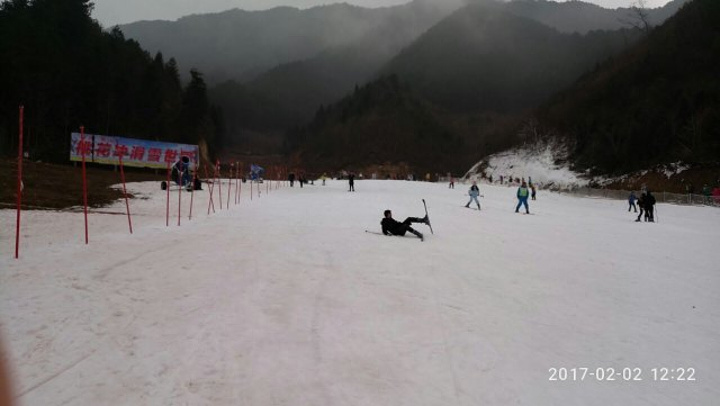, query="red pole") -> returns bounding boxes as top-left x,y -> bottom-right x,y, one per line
166,161 -> 171,226
119,156 -> 133,234
81,126 -> 89,244
14,106 -> 24,258
235,162 -> 239,205
207,162 -> 217,215
177,162 -> 182,226
189,171 -> 196,220
217,160 -> 223,210
227,163 -> 232,210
